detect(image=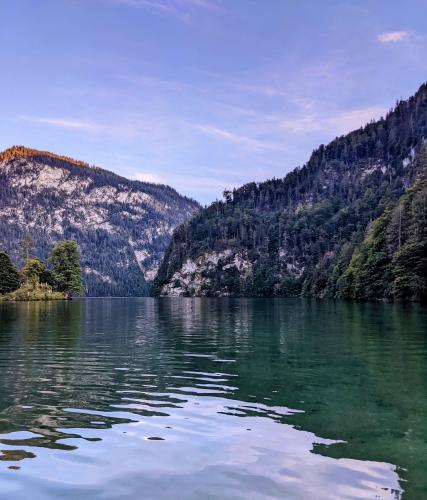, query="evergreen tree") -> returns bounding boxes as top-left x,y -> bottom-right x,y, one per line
0,251 -> 20,294
50,241 -> 84,297
22,258 -> 45,287
393,240 -> 427,301
20,235 -> 34,264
